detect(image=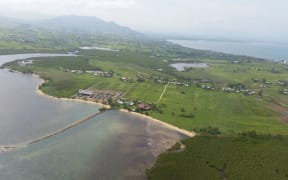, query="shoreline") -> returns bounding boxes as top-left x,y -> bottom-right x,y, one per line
119,109 -> 196,137
1,73 -> 195,153
35,77 -> 196,138
35,78 -> 111,109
